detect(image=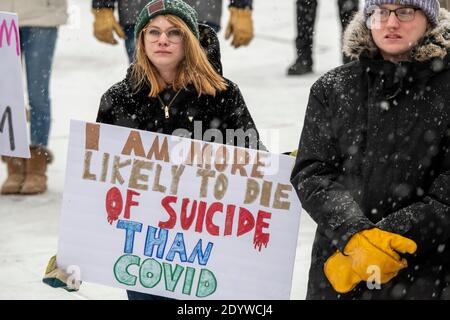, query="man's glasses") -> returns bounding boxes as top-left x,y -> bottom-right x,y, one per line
369,7 -> 420,23
143,27 -> 184,43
